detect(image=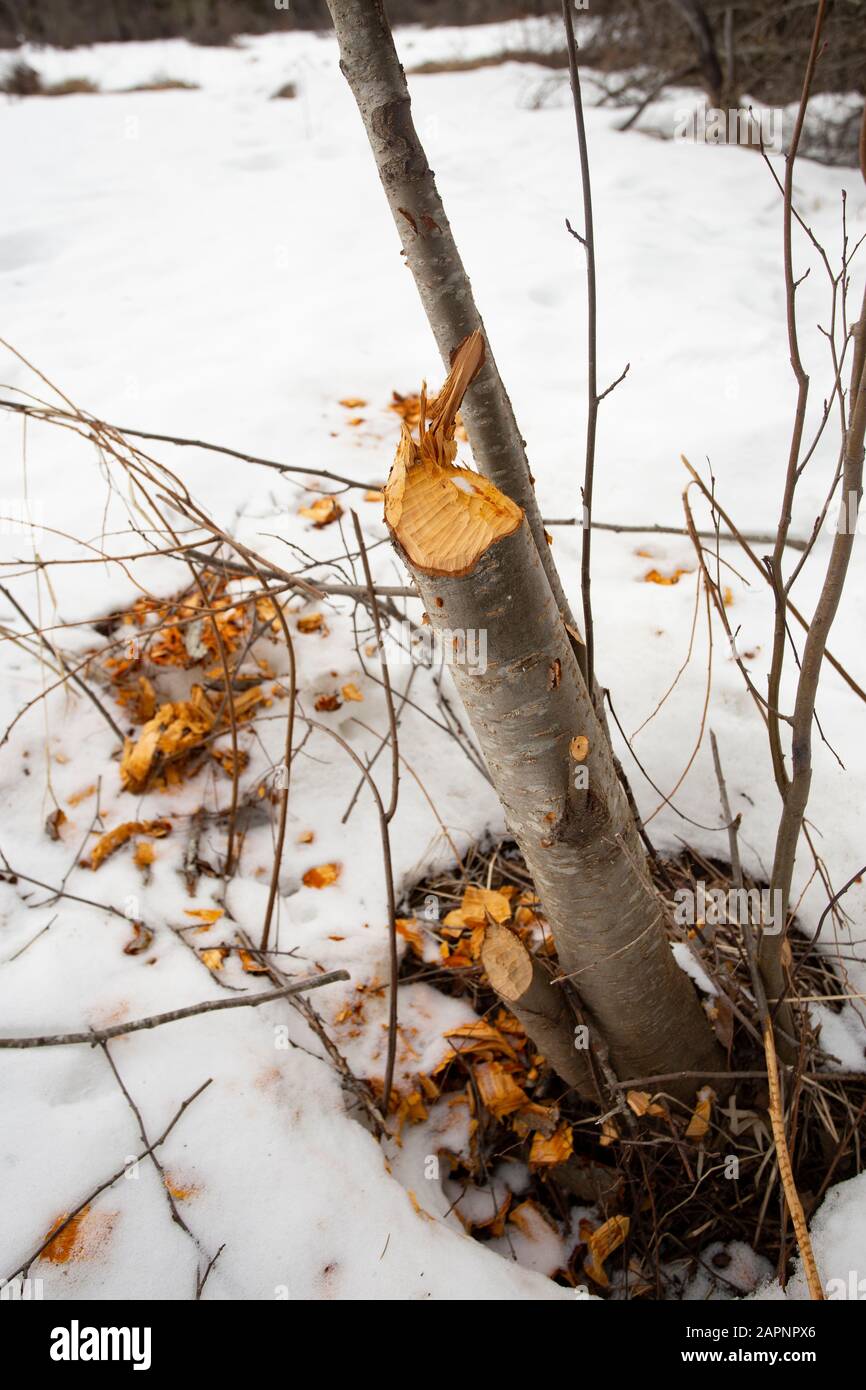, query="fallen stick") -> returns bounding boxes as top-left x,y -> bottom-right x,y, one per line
0,396 -> 380,493
763,1019 -> 824,1300
543,517 -> 808,551
0,972 -> 350,1049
